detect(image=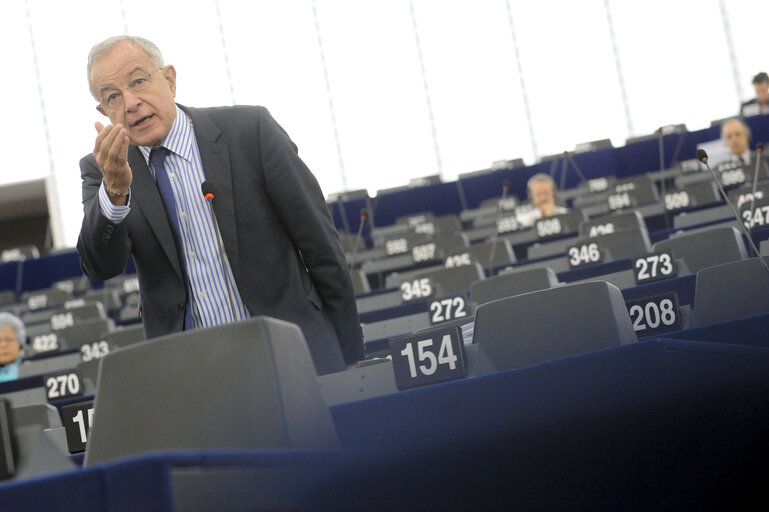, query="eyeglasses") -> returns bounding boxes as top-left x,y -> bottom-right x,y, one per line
0,336 -> 18,344
99,68 -> 162,111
